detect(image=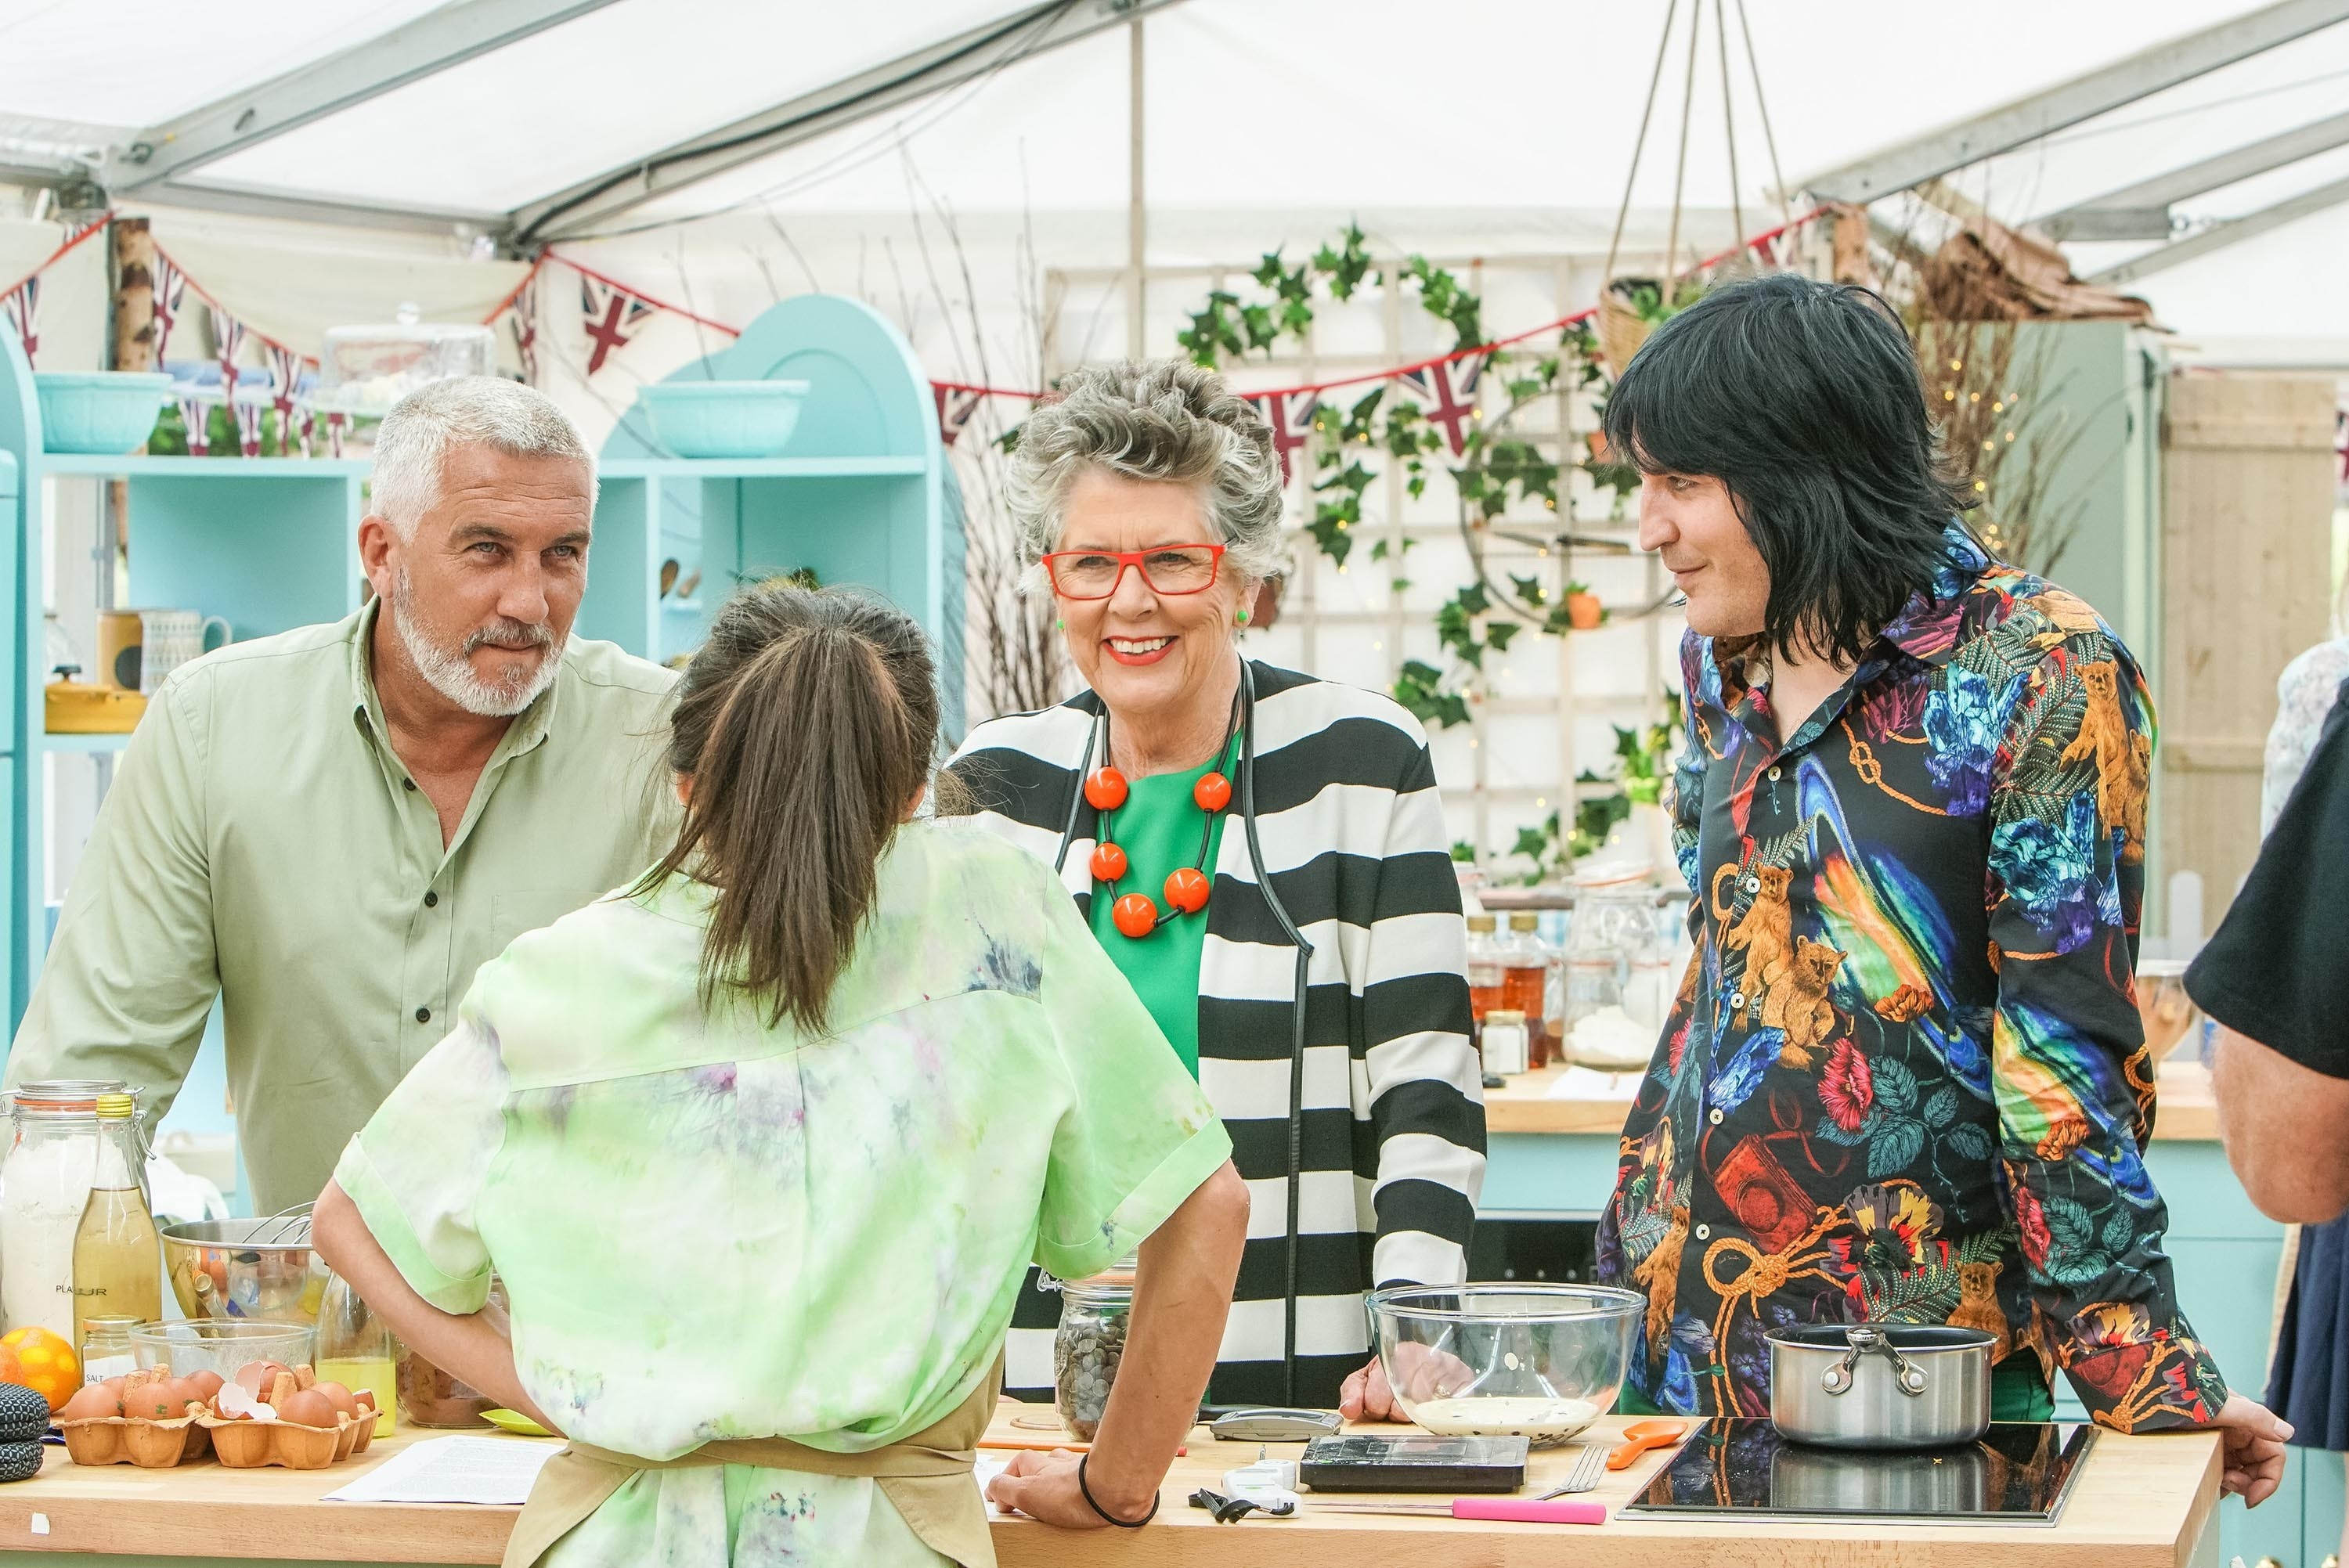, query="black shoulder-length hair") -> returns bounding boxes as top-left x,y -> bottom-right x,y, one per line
1601,272 -> 1976,668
